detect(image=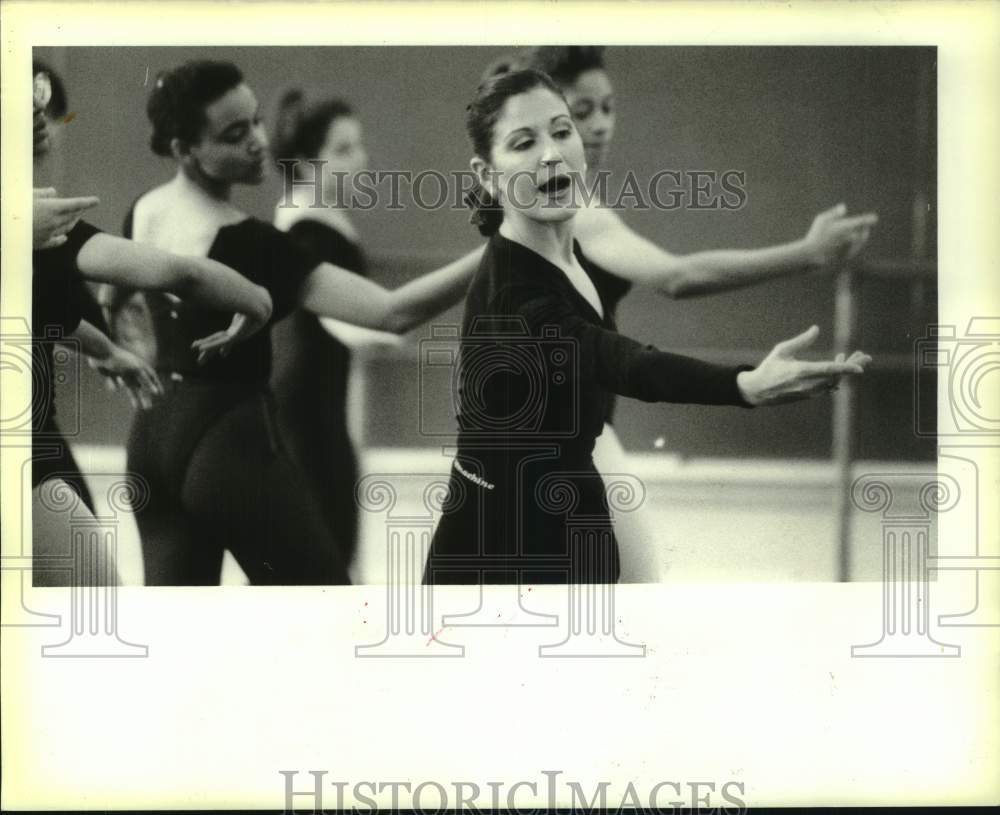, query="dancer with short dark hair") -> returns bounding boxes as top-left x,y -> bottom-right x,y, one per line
30,64 -> 274,586
106,60 -> 479,585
